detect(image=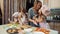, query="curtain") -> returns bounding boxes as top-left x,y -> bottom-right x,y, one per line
2,0 -> 26,24
3,0 -> 18,24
